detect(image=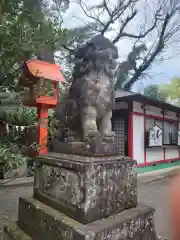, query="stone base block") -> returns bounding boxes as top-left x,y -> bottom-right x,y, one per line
16,197 -> 158,240
3,222 -> 32,240
34,153 -> 137,223
51,138 -> 118,156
